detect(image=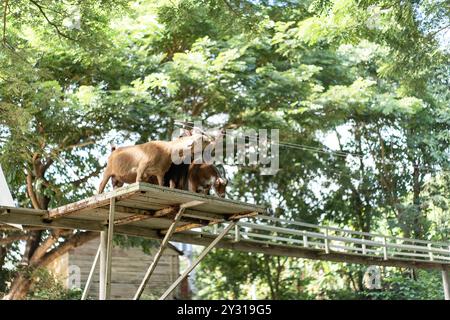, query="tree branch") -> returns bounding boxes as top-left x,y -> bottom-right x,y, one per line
70,166 -> 104,187
23,230 -> 42,263
28,0 -> 77,41
64,140 -> 95,151
2,0 -> 8,44
222,0 -> 240,16
29,230 -> 64,264
37,231 -> 98,267
427,24 -> 450,39
41,158 -> 54,173
0,234 -> 29,246
45,135 -> 85,165
26,170 -> 41,210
